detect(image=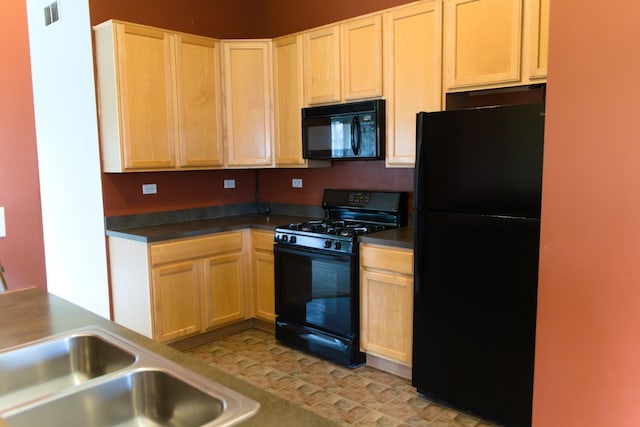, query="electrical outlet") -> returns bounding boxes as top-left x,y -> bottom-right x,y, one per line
292,178 -> 303,188
224,179 -> 236,189
142,183 -> 157,195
